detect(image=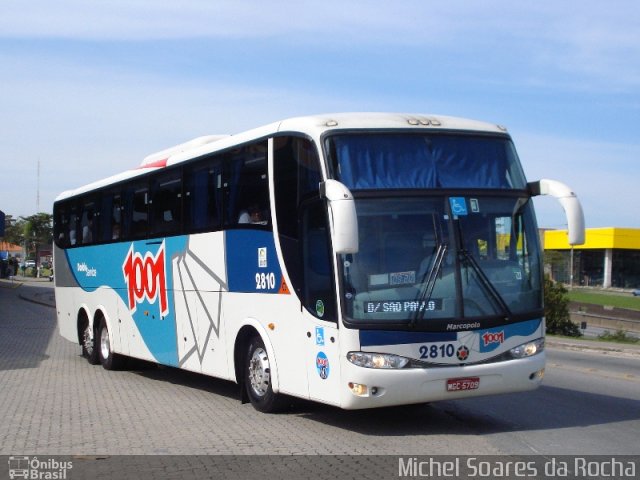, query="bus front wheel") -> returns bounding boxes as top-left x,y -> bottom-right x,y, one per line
244,336 -> 284,413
